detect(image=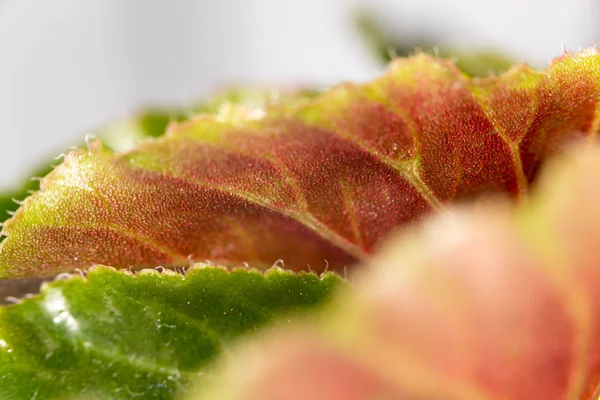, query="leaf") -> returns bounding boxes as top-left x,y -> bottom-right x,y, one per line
0,265 -> 342,400
354,10 -> 515,76
191,143 -> 600,400
101,88 -> 318,155
0,87 -> 316,224
2,49 -> 600,278
0,114 -> 171,226
0,164 -> 54,224
193,87 -> 320,114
